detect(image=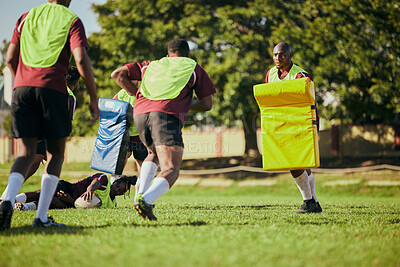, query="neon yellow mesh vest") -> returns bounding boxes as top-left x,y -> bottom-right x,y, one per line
20,2 -> 78,68
67,87 -> 76,101
140,57 -> 196,100
94,180 -> 116,209
268,64 -> 307,82
117,89 -> 139,136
